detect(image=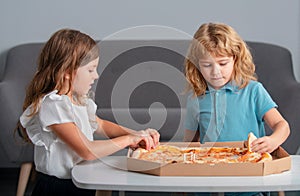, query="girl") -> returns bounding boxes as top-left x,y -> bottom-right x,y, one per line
19,29 -> 160,195
183,23 -> 290,196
